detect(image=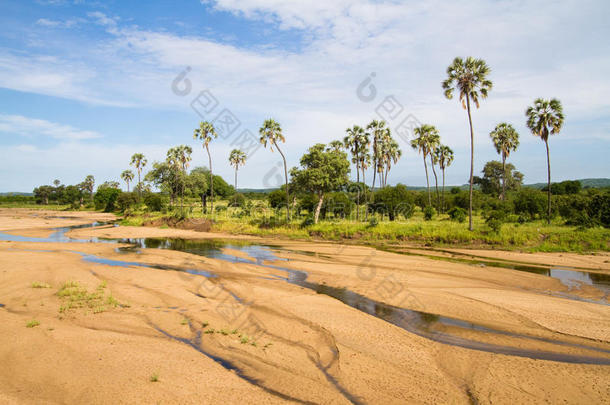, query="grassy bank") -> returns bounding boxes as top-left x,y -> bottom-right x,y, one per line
118,203 -> 609,253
